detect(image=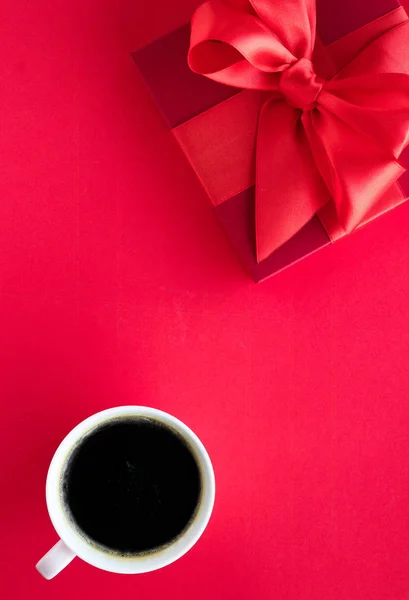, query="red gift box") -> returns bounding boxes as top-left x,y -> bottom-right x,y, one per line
134,0 -> 409,281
